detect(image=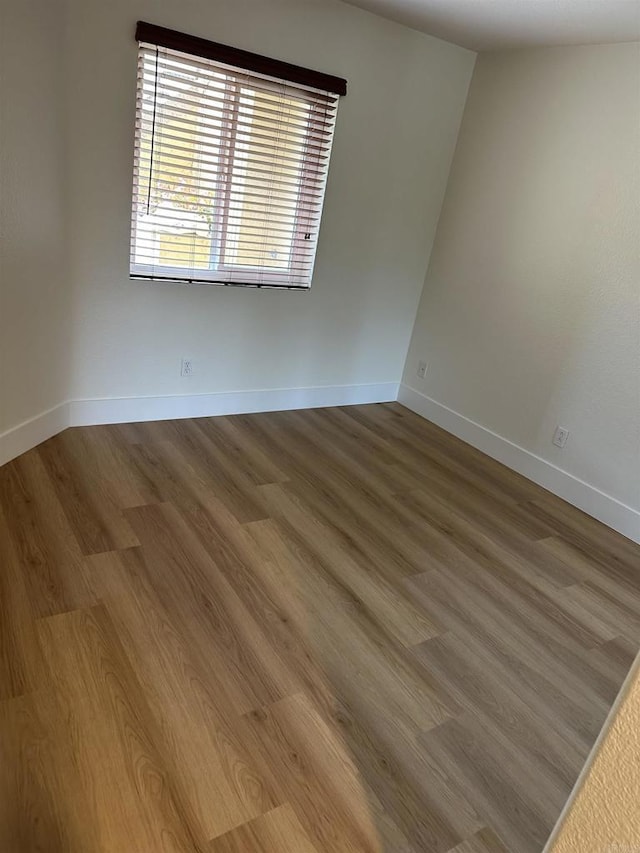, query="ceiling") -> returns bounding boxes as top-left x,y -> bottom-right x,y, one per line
341,0 -> 640,51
